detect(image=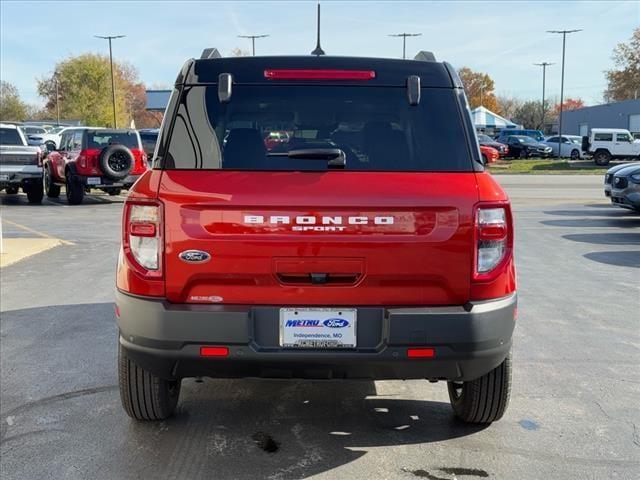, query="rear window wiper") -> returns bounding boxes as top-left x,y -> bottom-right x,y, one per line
269,148 -> 346,168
